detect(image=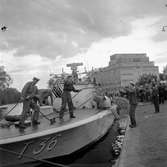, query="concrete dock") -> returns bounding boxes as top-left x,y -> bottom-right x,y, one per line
117,102 -> 167,167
